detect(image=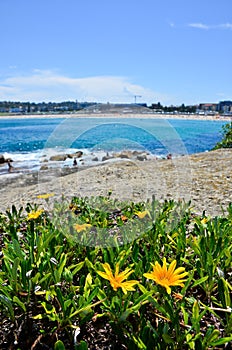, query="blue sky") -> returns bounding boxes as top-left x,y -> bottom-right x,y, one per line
0,0 -> 232,105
